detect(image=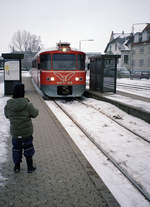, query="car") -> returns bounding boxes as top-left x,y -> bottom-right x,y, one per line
140,71 -> 150,79
130,71 -> 150,80
22,67 -> 29,71
130,71 -> 141,79
117,67 -> 130,78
